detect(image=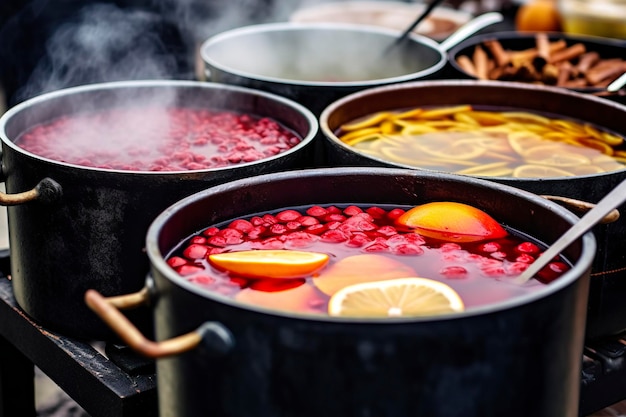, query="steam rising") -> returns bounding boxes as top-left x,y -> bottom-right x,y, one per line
17,0 -> 321,101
